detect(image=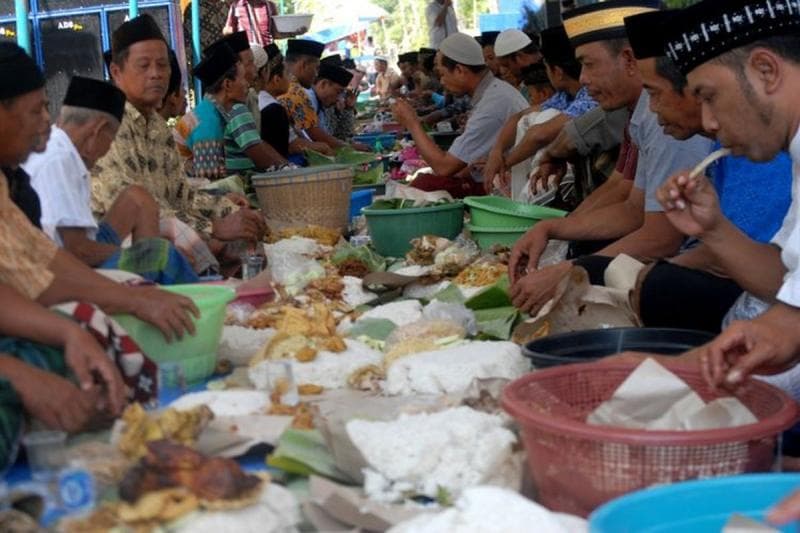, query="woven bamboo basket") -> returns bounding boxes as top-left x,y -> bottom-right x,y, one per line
252,164 -> 354,231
